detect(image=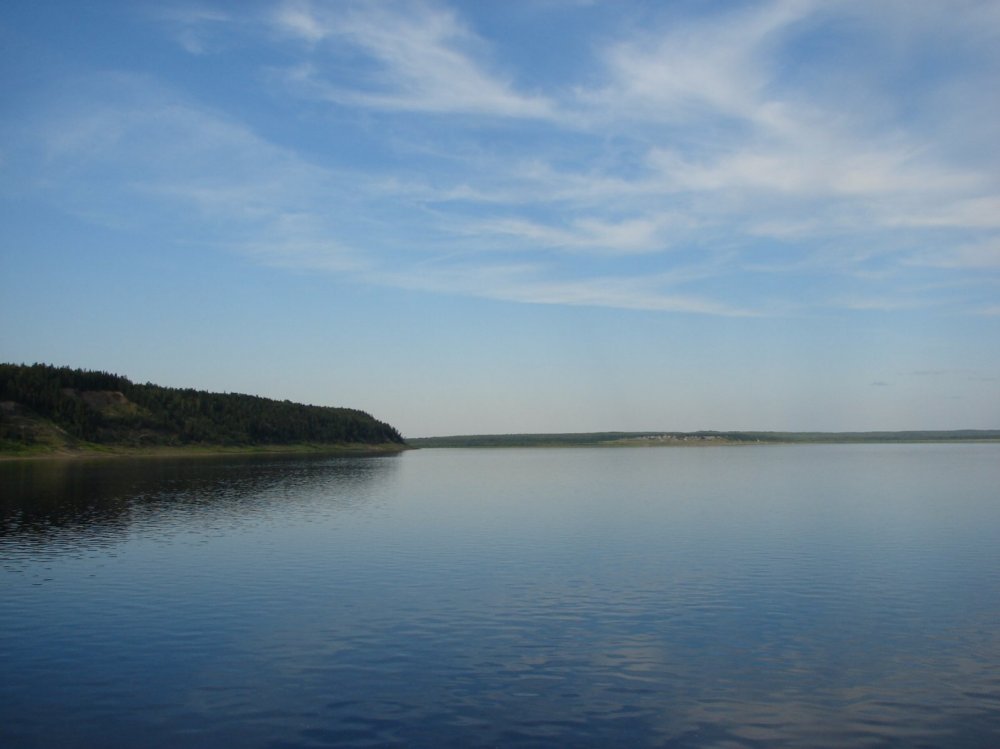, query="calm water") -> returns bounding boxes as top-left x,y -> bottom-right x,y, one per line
1,445 -> 999,748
